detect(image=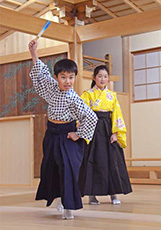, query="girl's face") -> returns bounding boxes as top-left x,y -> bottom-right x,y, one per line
55,71 -> 76,91
94,69 -> 108,90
